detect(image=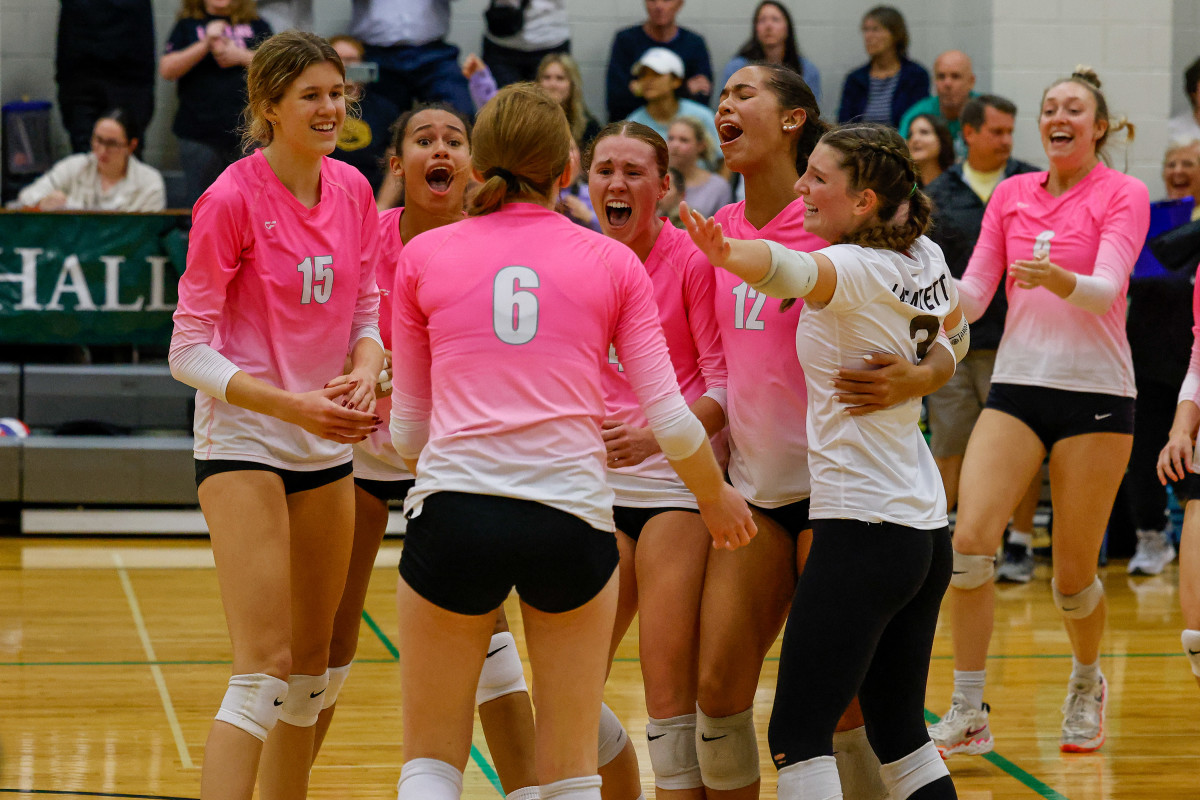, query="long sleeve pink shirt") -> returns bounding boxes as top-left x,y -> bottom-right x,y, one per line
170,151 -> 382,469
1178,267 -> 1200,409
956,163 -> 1149,398
604,221 -> 729,507
712,198 -> 827,507
390,203 -> 694,532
